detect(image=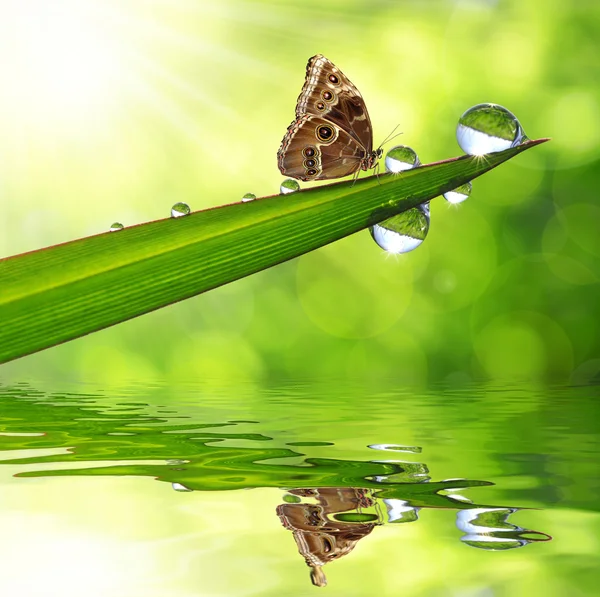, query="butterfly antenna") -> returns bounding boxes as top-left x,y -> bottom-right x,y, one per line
381,131 -> 404,146
377,124 -> 403,150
